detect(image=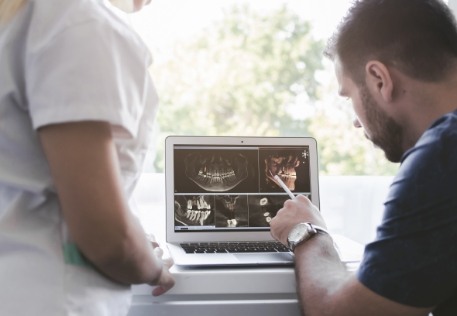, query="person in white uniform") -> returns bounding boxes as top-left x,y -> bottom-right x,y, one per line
0,0 -> 175,315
